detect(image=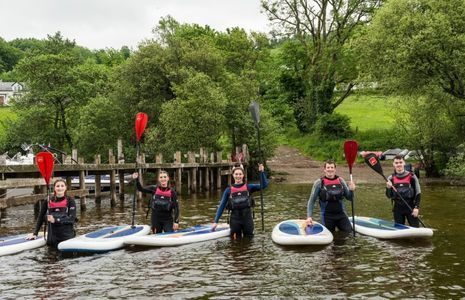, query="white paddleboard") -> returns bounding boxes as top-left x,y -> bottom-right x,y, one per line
124,223 -> 230,247
0,233 -> 46,256
271,219 -> 333,245
350,216 -> 434,239
58,224 -> 151,252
